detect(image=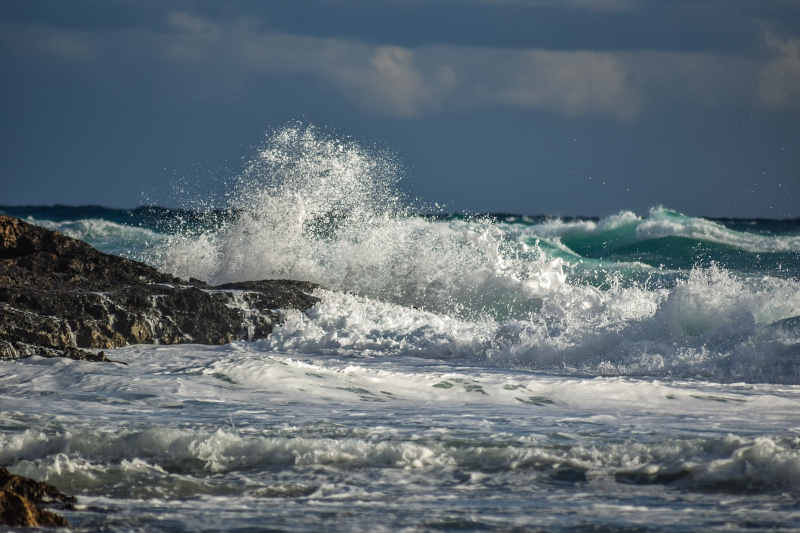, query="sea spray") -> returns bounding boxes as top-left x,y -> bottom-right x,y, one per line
147,125 -> 800,382
6,130 -> 800,530
158,125 -> 568,319
5,126 -> 800,381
